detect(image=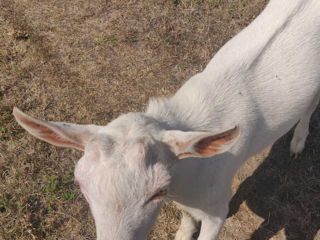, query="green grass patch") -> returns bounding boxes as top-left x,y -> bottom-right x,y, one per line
44,174 -> 76,201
